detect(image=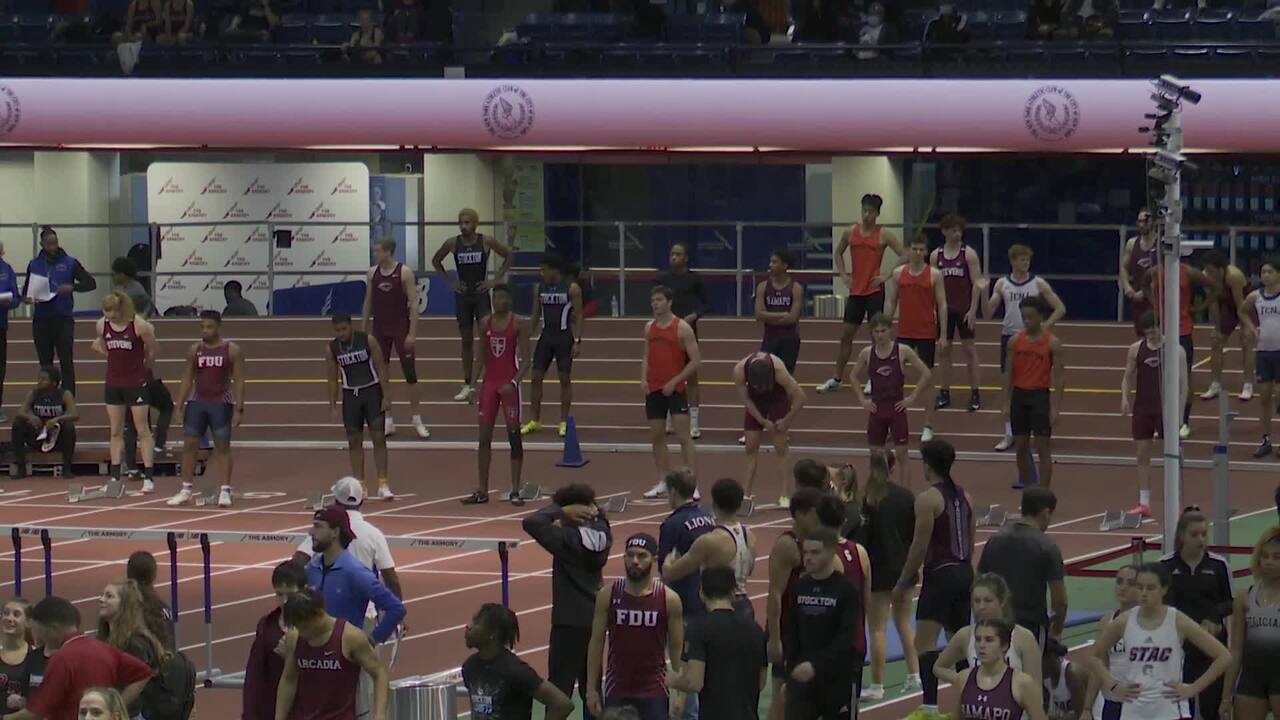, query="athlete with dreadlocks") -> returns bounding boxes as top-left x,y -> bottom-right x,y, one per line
462,603 -> 575,720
